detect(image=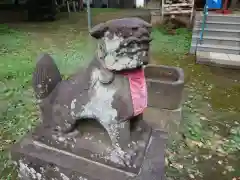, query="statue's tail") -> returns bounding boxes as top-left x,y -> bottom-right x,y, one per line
32,53 -> 62,99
